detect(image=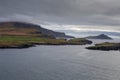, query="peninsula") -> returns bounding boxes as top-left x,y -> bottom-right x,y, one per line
86,42 -> 120,51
